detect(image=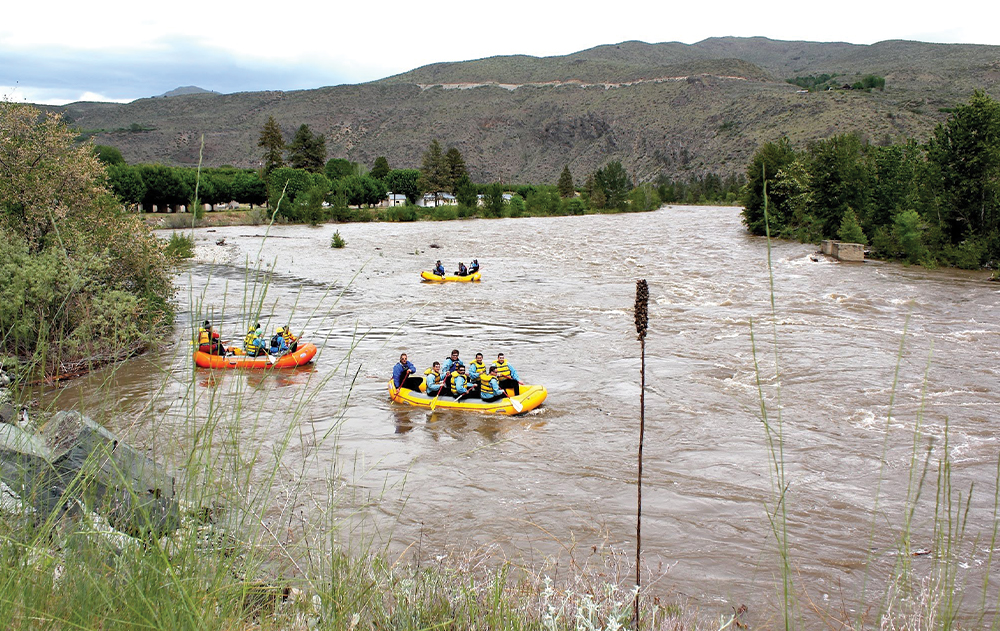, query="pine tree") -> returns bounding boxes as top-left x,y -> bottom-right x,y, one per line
838,208 -> 867,245
287,124 -> 327,173
257,116 -> 285,178
557,165 -> 575,198
445,147 -> 467,193
418,140 -> 450,204
371,156 -> 390,180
